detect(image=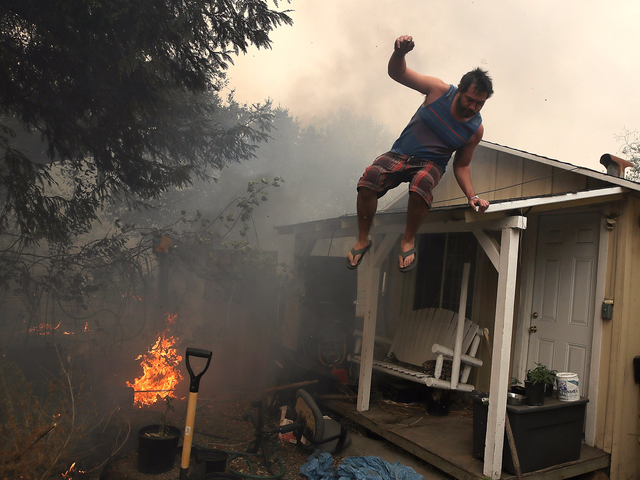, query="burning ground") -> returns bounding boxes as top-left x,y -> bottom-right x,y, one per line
0,333 -> 366,480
